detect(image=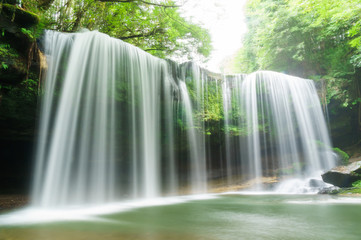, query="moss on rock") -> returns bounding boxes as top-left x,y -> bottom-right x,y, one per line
0,4 -> 41,140
333,147 -> 350,165
339,188 -> 361,195
0,45 -> 27,84
1,4 -> 39,27
0,2 -> 41,84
